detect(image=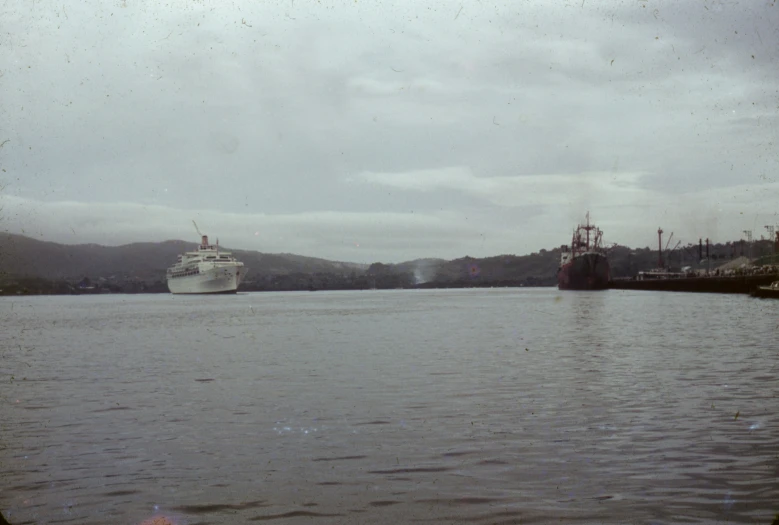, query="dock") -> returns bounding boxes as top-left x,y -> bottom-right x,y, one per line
609,274 -> 779,295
